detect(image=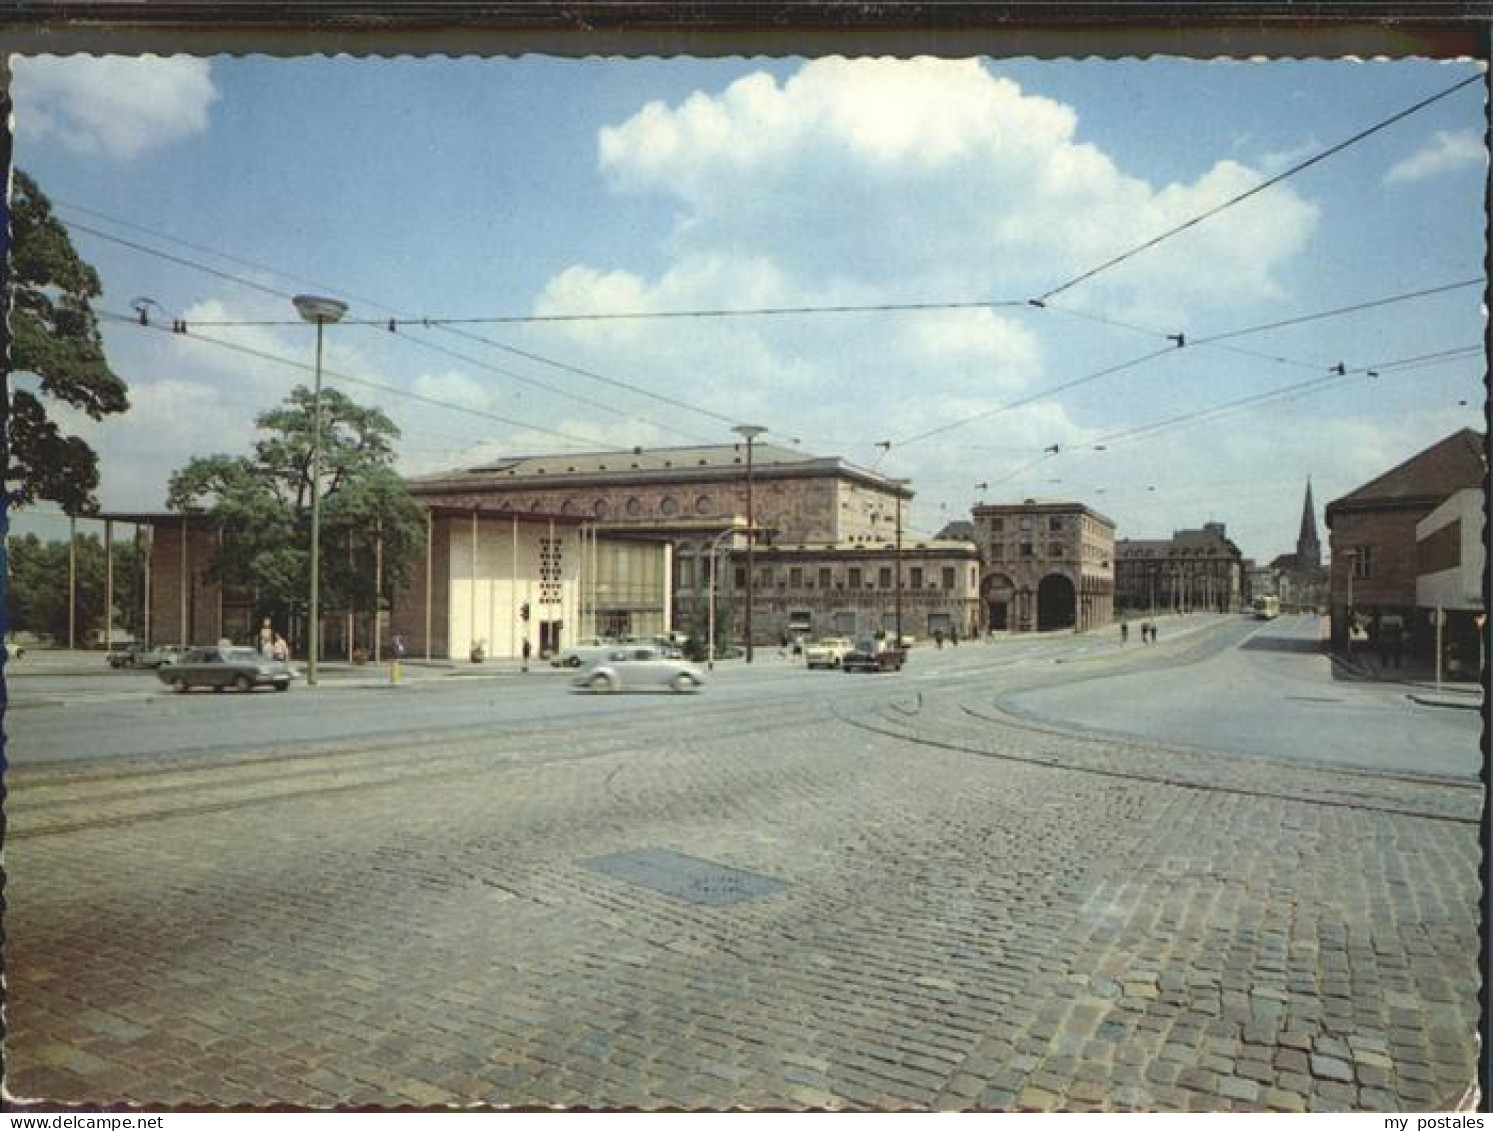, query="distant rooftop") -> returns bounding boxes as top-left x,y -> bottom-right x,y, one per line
409,441 -> 912,495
